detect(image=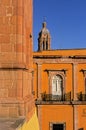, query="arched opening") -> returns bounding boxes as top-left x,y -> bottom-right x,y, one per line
46,42 -> 48,50
43,41 -> 45,50
52,75 -> 63,98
